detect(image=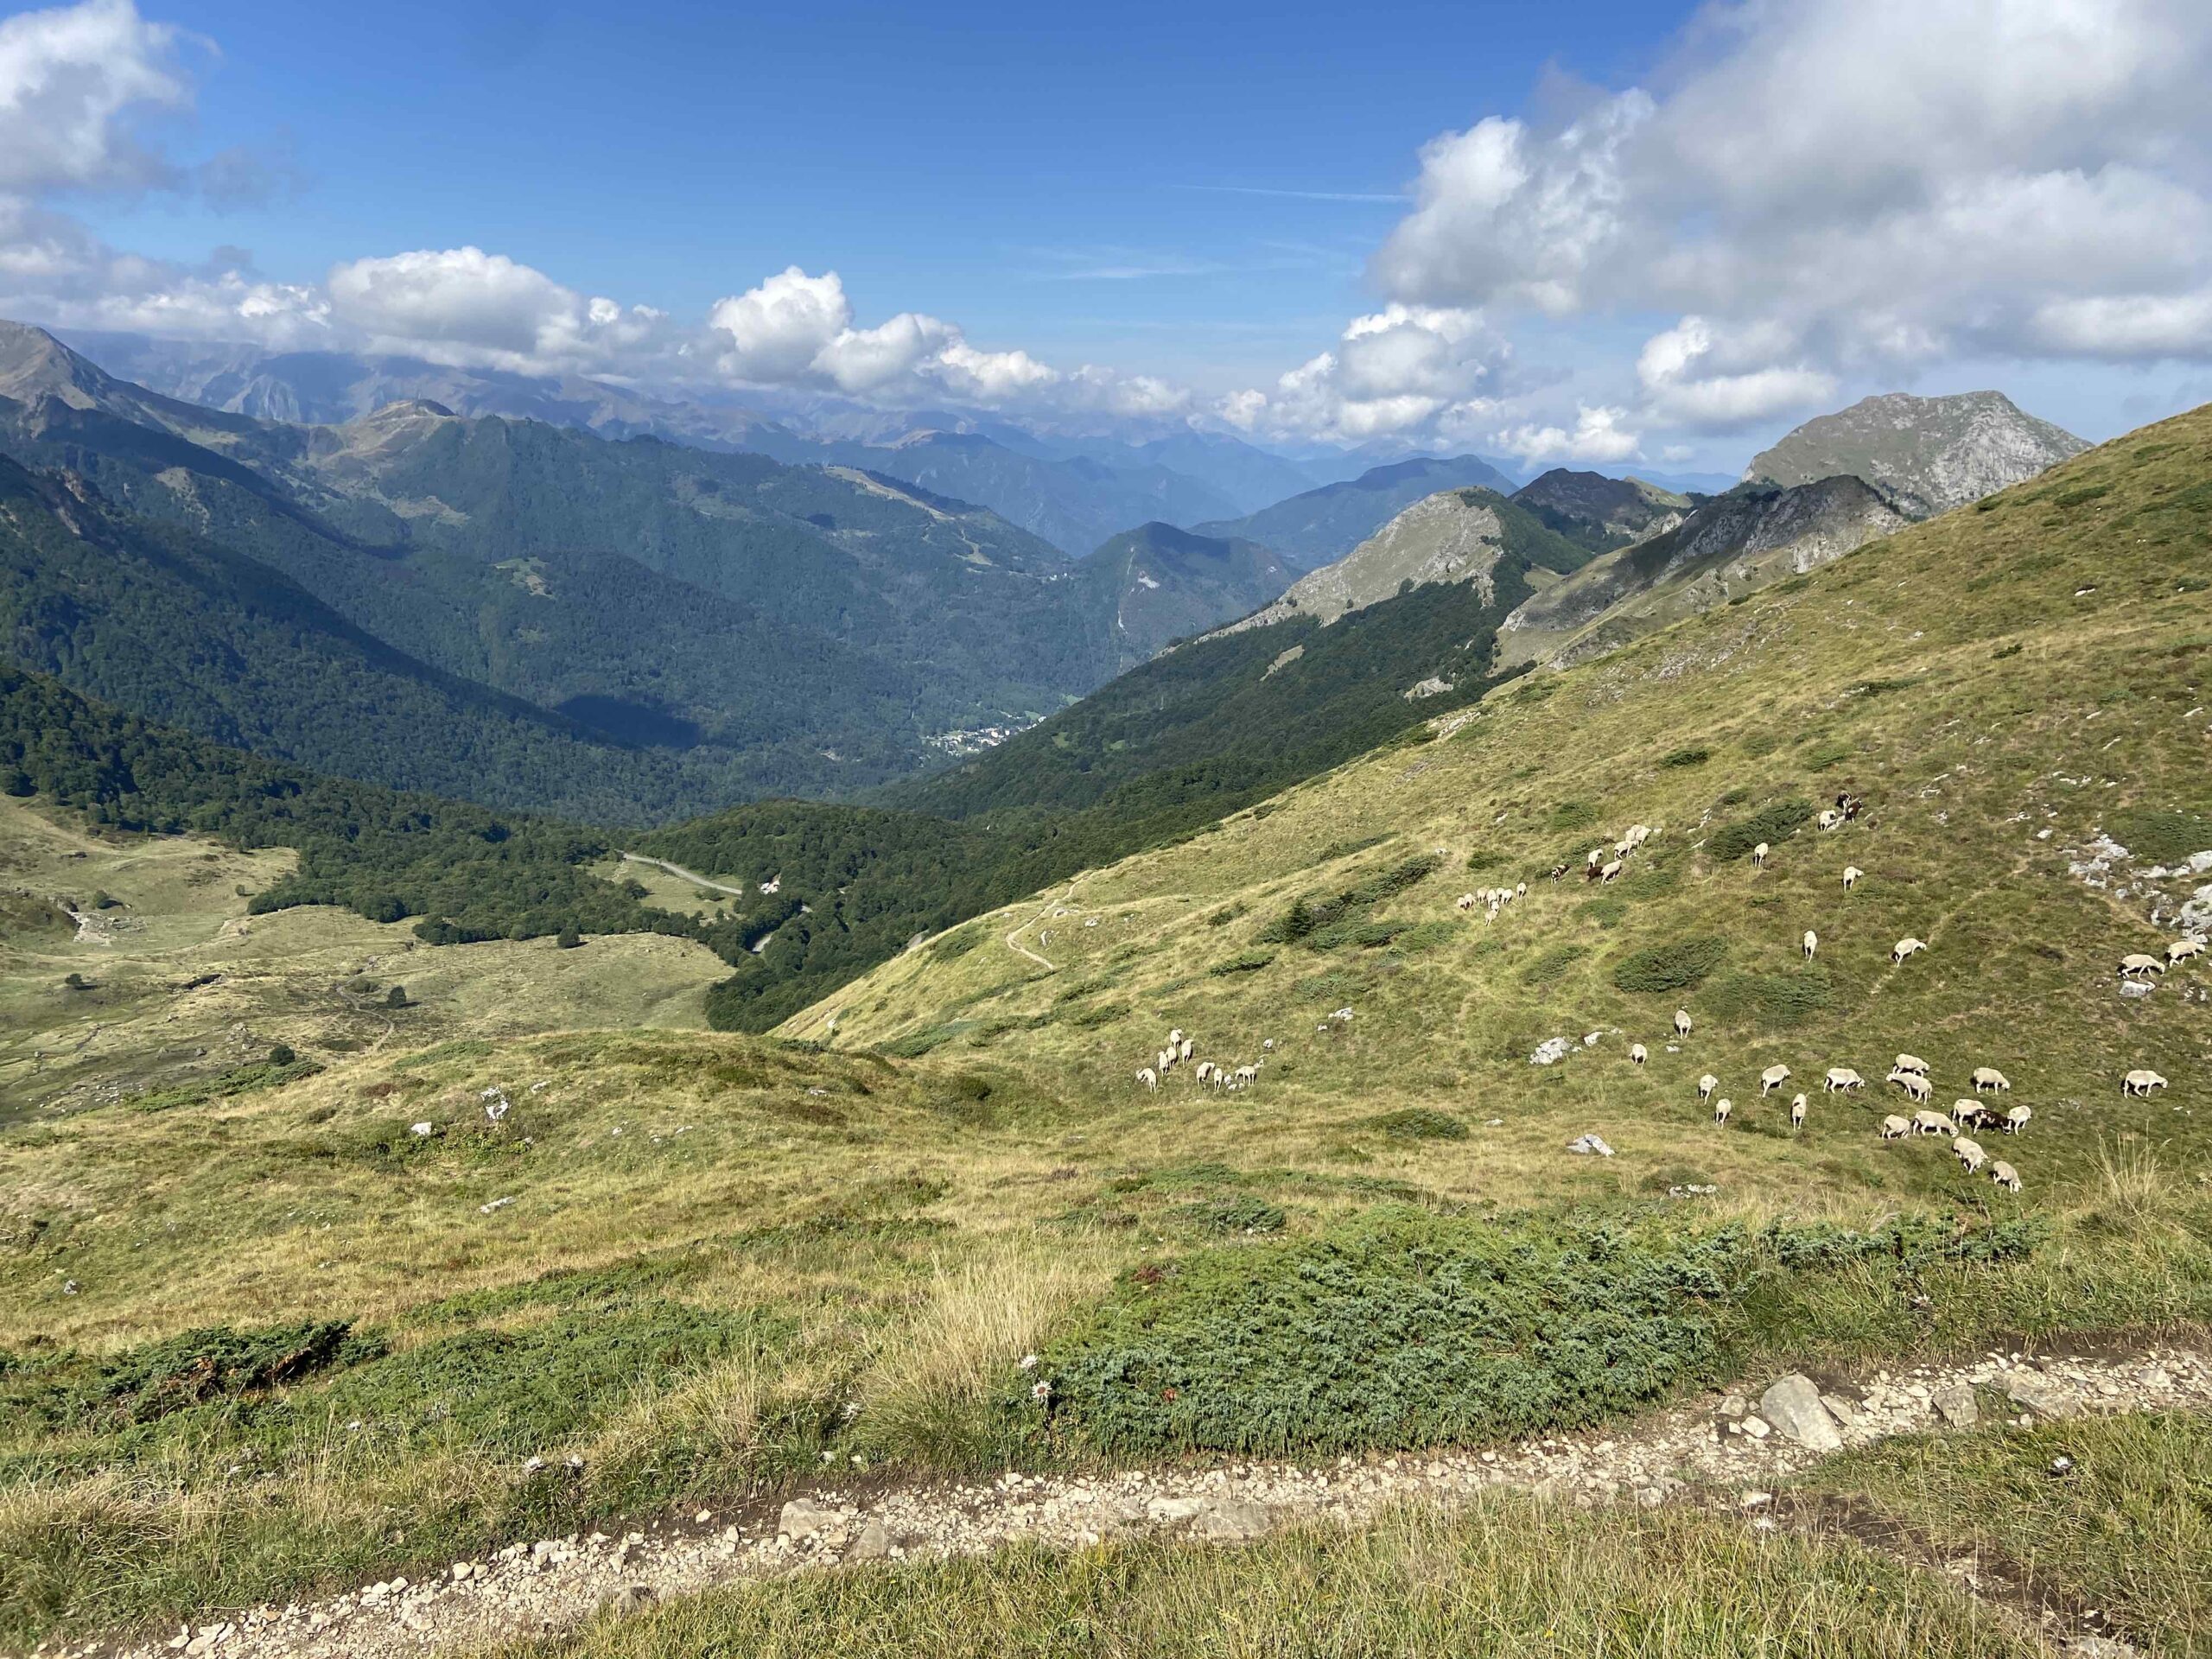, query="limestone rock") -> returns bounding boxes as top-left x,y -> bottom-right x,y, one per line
1191,1497 -> 1272,1541
1932,1382 -> 1979,1427
778,1498 -> 842,1538
1759,1374 -> 1842,1451
2005,1369 -> 2080,1420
